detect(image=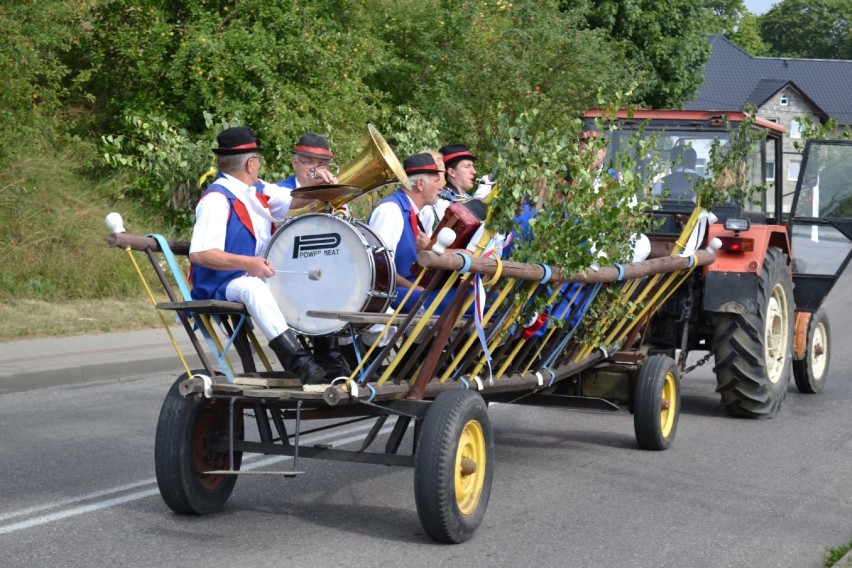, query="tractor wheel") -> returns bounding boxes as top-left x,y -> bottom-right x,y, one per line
414,389 -> 494,544
712,247 -> 794,418
634,355 -> 680,450
155,372 -> 243,515
793,307 -> 831,394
